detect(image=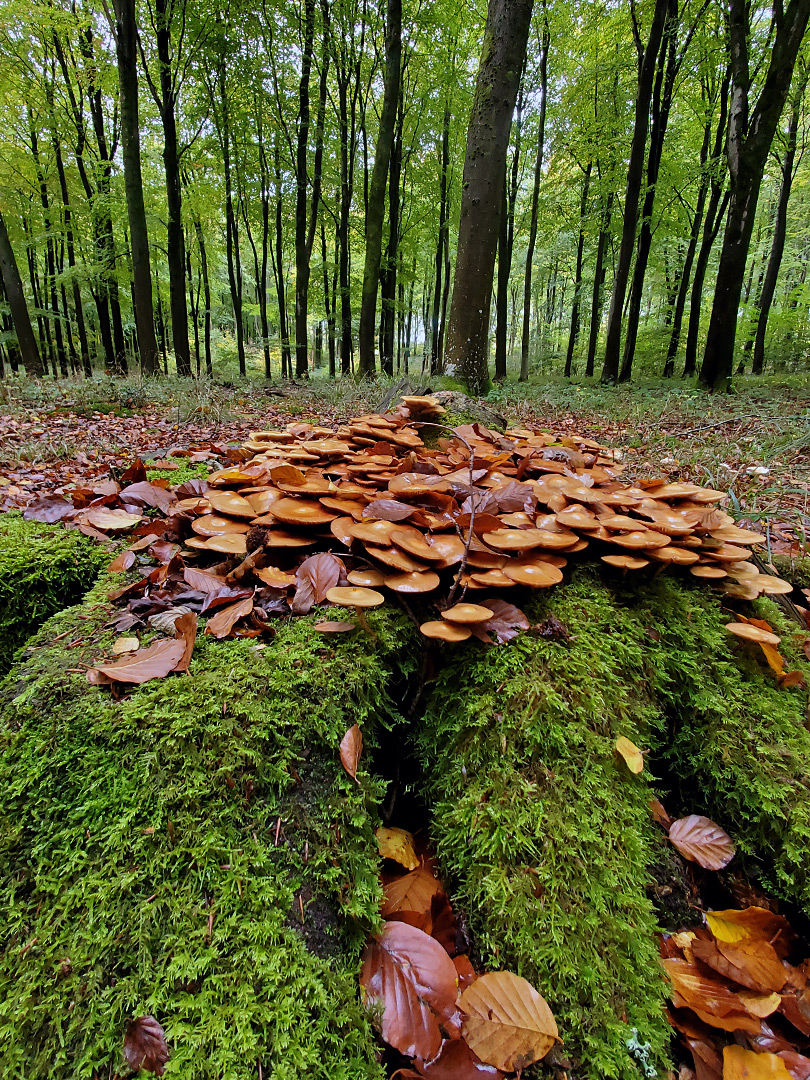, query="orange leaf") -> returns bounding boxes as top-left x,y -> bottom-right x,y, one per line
760,643 -> 786,676
691,938 -> 786,994
723,1044 -> 792,1079
87,639 -> 186,686
668,815 -> 735,870
459,970 -> 558,1072
203,596 -> 254,639
173,612 -> 197,673
418,1038 -> 505,1079
339,724 -> 362,783
661,958 -> 762,1034
382,867 -> 442,921
360,922 -> 459,1061
376,827 -> 419,870
705,909 -> 795,957
779,671 -> 807,689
